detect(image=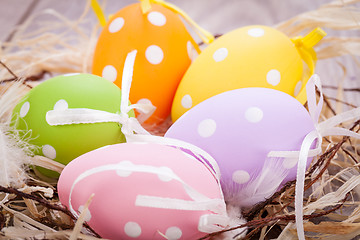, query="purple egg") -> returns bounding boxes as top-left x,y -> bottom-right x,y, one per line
165,88 -> 316,206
